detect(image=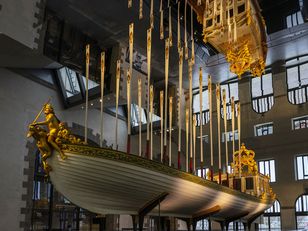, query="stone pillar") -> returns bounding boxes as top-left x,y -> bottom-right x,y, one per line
211,220 -> 221,231
169,217 -> 177,231
281,207 -> 296,230
105,214 -> 118,231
